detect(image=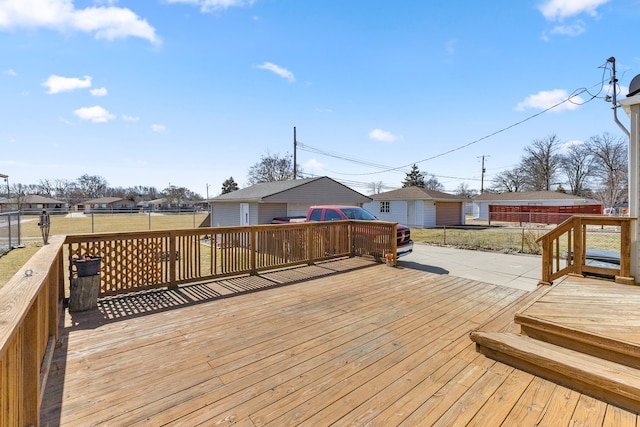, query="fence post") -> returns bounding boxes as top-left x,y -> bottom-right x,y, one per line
443,226 -> 447,246
306,223 -> 314,265
148,211 -> 151,231
521,227 -> 524,253
91,213 -> 95,233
